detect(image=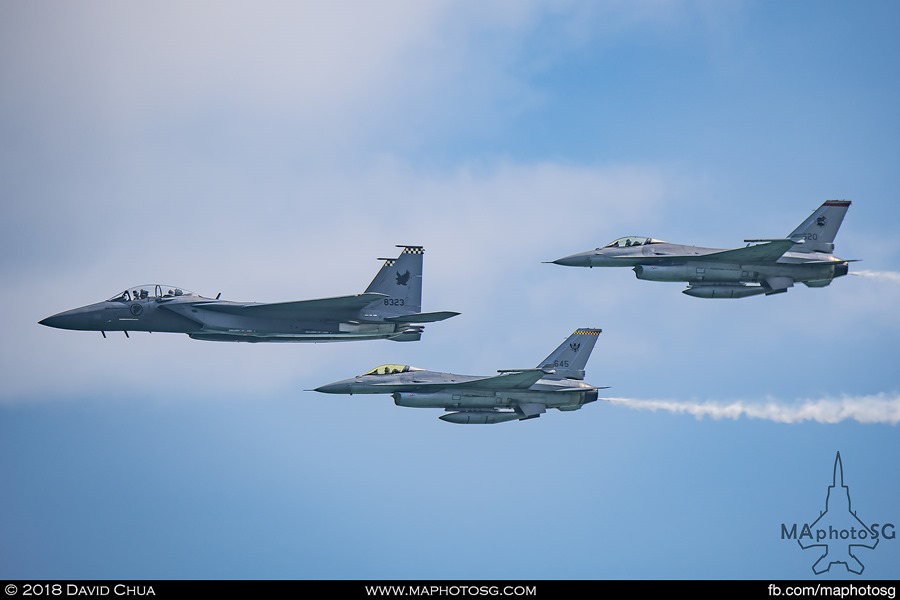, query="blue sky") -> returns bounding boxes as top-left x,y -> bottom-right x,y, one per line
2,1 -> 899,580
